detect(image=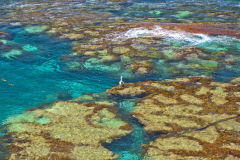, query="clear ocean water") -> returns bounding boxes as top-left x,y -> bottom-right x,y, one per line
0,25 -> 116,127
